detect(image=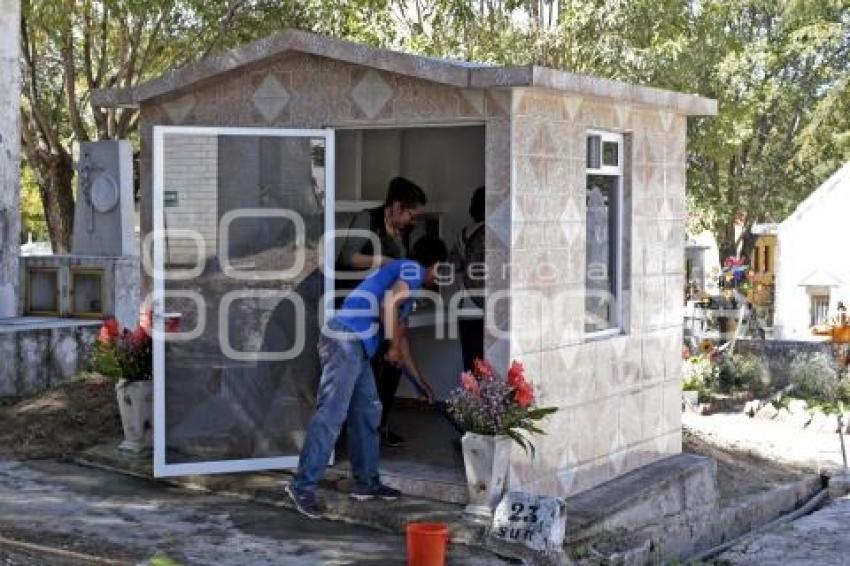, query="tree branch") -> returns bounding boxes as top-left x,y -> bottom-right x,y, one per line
61,16 -> 90,143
